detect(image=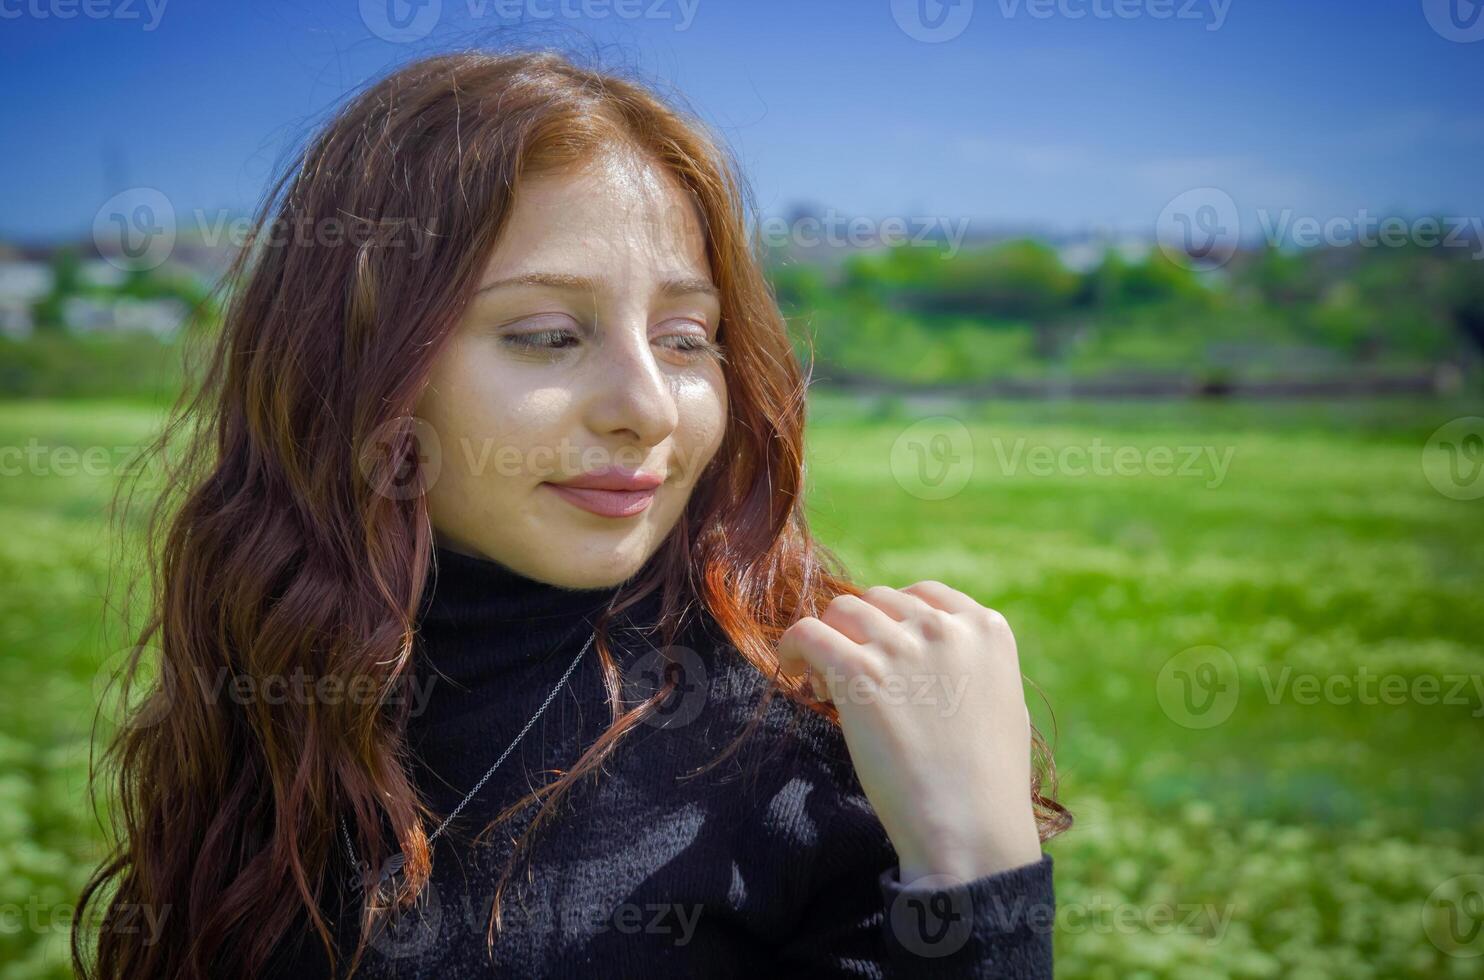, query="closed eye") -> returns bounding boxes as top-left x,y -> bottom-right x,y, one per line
657,332 -> 726,361
503,328 -> 580,352
501,319 -> 725,363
